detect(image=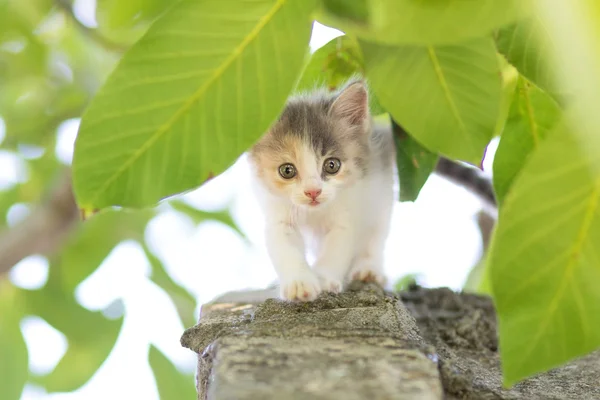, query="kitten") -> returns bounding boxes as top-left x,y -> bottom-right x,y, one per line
248,80 -> 395,302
